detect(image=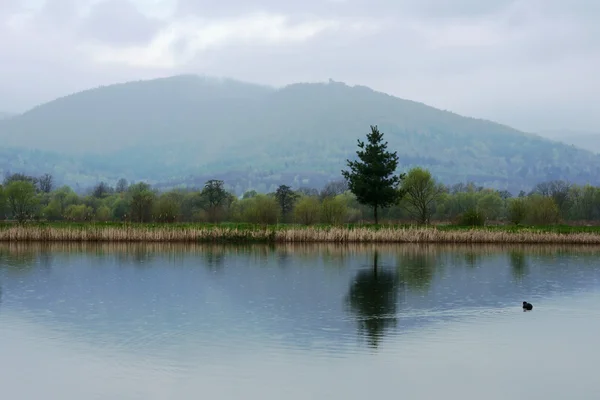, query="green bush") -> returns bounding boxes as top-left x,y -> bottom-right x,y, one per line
320,196 -> 348,225
457,209 -> 485,226
241,195 -> 280,225
525,195 -> 560,225
507,197 -> 527,225
294,196 -> 321,225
